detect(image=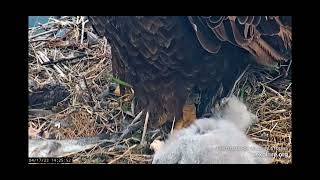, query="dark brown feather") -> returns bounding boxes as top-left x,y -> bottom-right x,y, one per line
88,16 -> 291,128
